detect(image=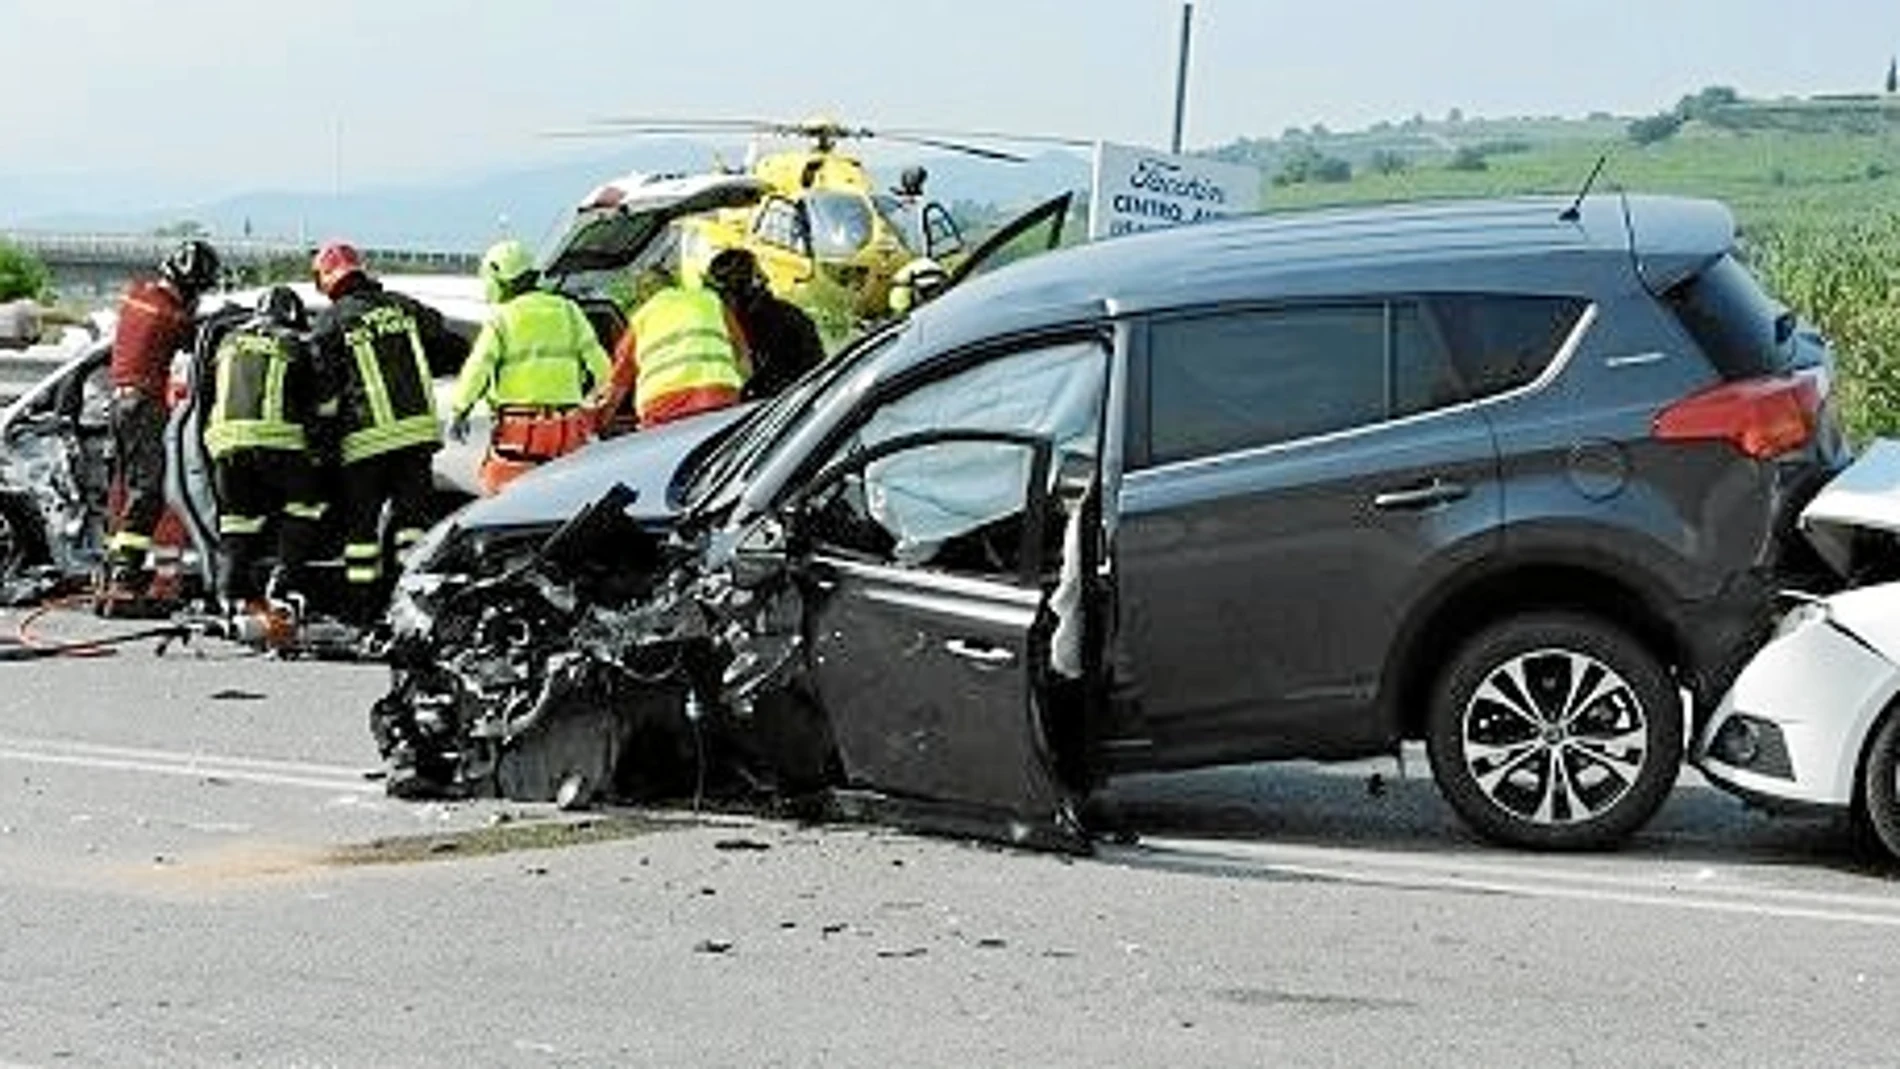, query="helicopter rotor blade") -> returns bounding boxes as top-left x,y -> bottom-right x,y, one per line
875,134 -> 1028,163
586,117 -> 781,132
880,126 -> 1095,149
